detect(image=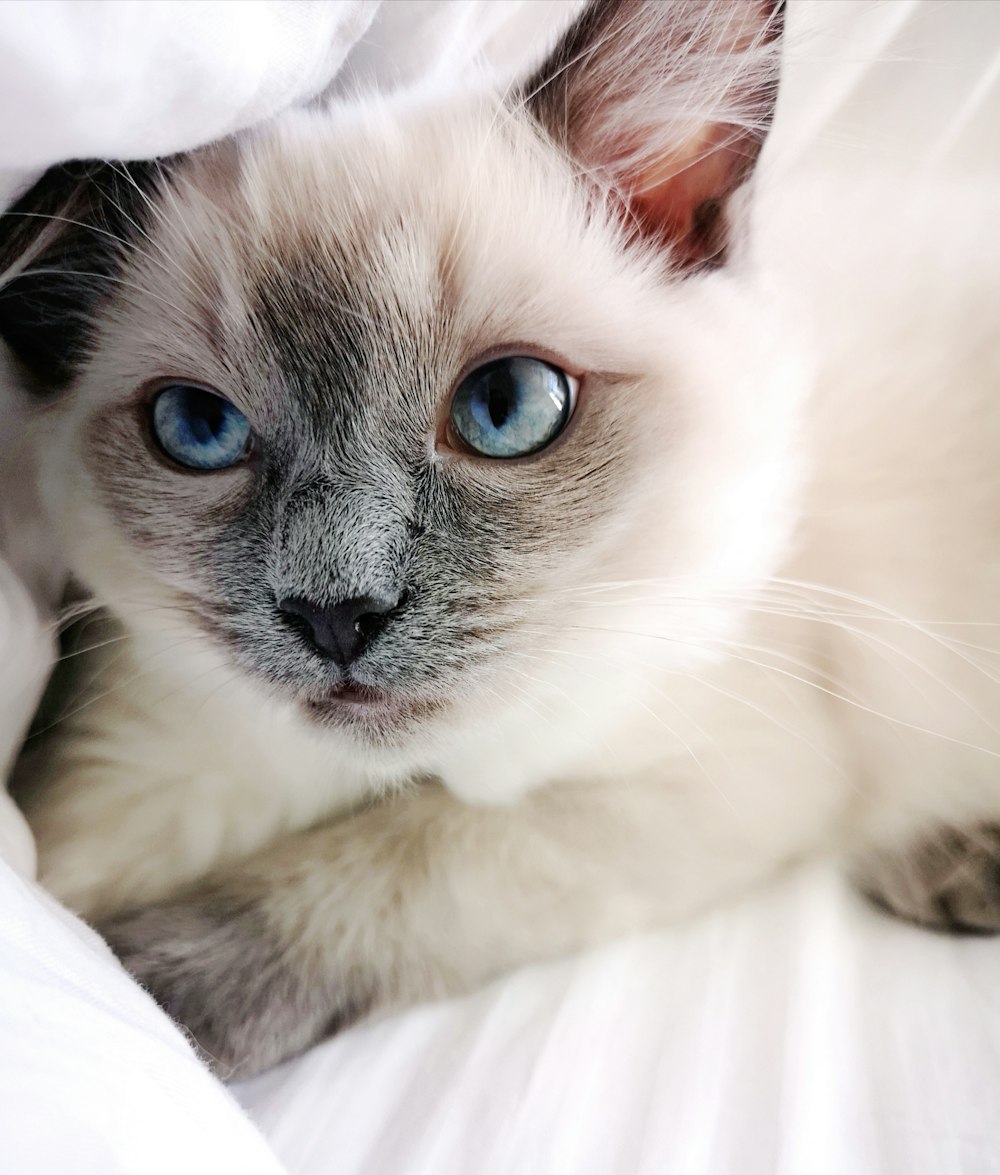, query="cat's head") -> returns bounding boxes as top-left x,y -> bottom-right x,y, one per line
0,0 -> 803,791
